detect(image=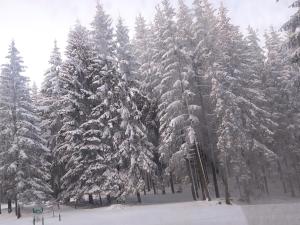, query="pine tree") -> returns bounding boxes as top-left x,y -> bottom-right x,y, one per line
56,23 -> 97,200
0,41 -> 51,211
282,0 -> 300,63
212,5 -> 277,203
150,0 -> 210,198
40,41 -> 64,198
265,28 -> 300,196
115,17 -> 136,83
91,1 -> 115,60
